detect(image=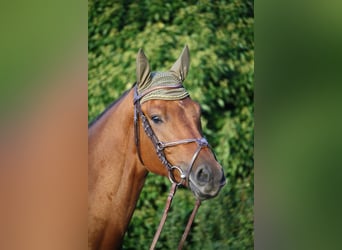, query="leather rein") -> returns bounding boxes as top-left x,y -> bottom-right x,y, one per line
133,84 -> 208,249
